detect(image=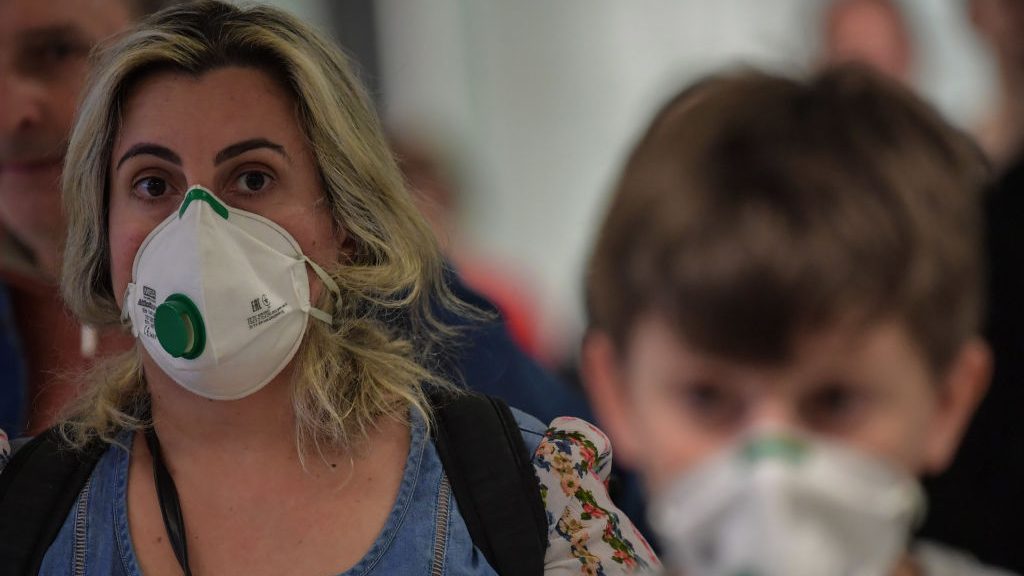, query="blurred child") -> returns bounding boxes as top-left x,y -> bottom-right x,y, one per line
580,65 -> 1010,576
